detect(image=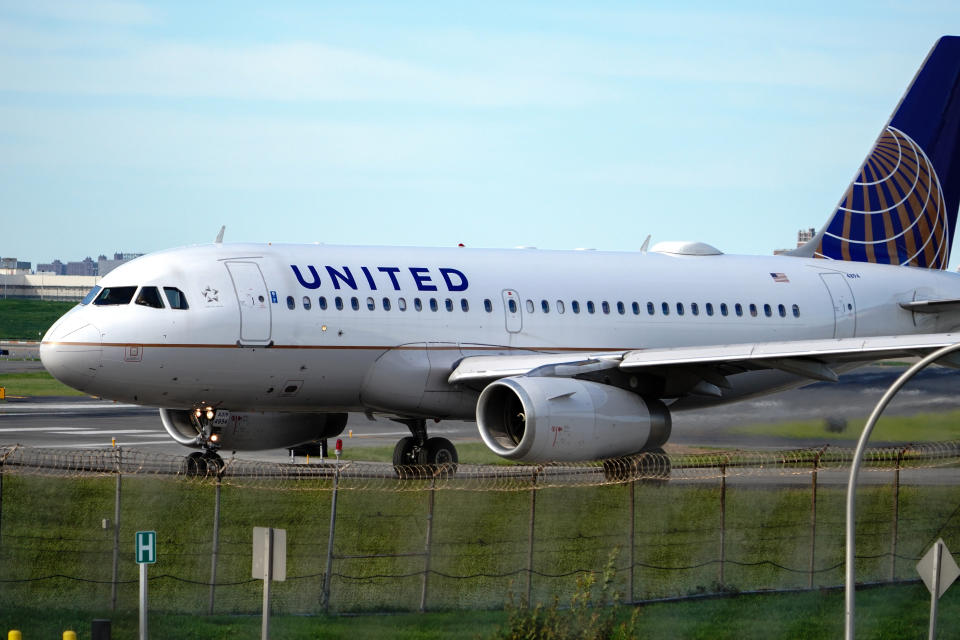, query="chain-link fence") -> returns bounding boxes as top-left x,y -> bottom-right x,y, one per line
0,443 -> 958,614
